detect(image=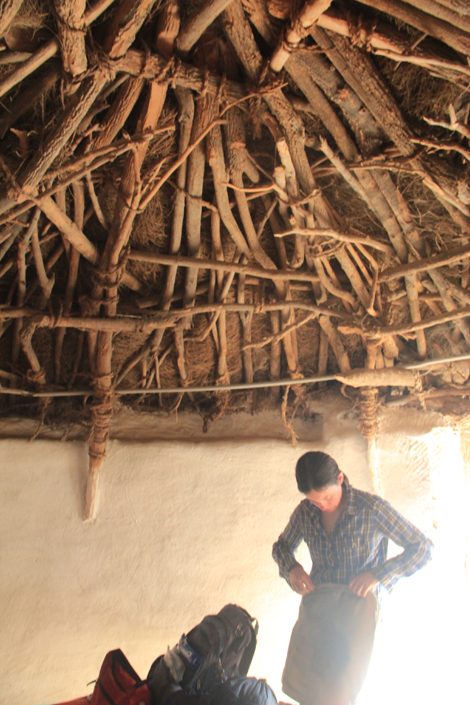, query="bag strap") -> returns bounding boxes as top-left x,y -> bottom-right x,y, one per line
215,608 -> 258,677
237,622 -> 258,678
185,619 -> 227,690
202,617 -> 228,657
110,650 -> 144,685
